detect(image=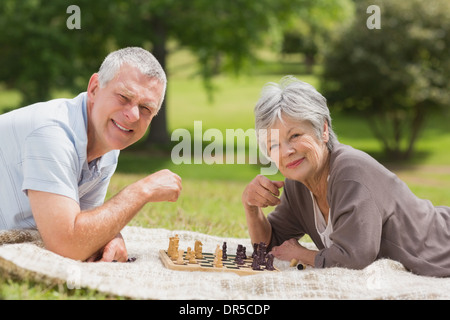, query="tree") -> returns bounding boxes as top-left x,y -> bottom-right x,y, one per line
0,0 -> 116,106
322,0 -> 450,160
281,0 -> 354,73
113,0 -> 312,148
1,0 -> 354,150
